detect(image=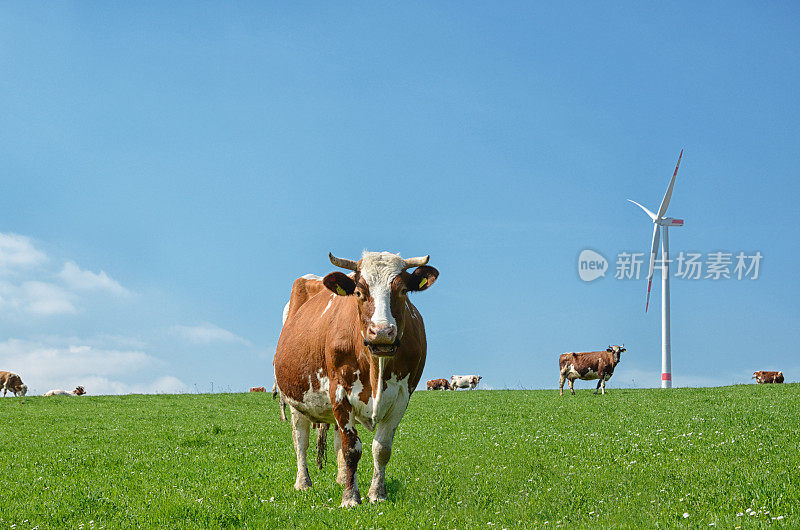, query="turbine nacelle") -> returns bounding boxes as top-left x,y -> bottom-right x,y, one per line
659,217 -> 684,227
